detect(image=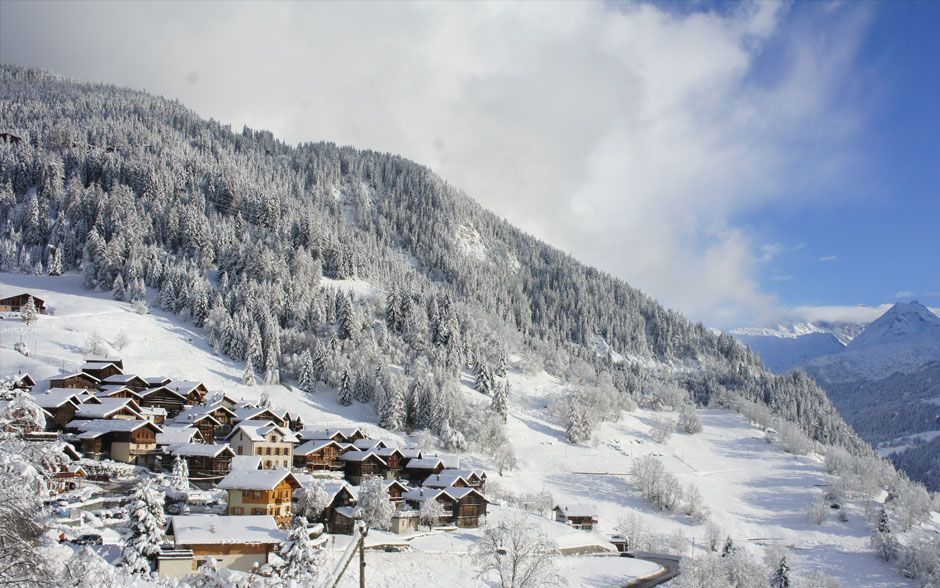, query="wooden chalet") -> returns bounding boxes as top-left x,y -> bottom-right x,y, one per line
97,385 -> 144,404
49,372 -> 100,391
423,469 -> 487,492
339,450 -> 387,484
156,425 -> 205,447
72,397 -> 143,421
30,389 -> 83,430
53,464 -> 87,493
168,443 -> 235,485
139,406 -> 168,426
138,386 -> 189,417
175,403 -> 236,437
375,447 -> 405,478
70,419 -> 161,466
81,361 -> 123,381
293,439 -> 345,471
101,373 -> 149,392
322,481 -> 358,534
283,411 -> 304,432
233,405 -> 288,428
218,469 -> 300,527
168,381 -> 209,405
0,293 -> 45,313
298,426 -> 367,444
403,457 -> 446,483
12,373 -> 35,391
403,487 -> 489,528
386,479 -> 408,507
159,515 -> 287,577
554,504 -> 598,530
